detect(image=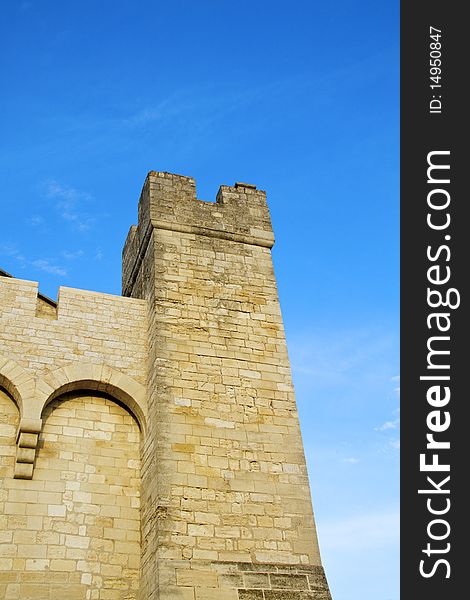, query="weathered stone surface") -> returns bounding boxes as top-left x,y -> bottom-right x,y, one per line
270,573 -> 309,590
0,389 -> 140,598
264,592 -> 317,600
0,171 -> 332,598
238,590 -> 264,600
